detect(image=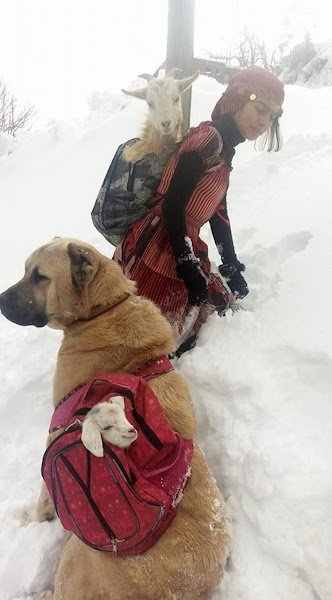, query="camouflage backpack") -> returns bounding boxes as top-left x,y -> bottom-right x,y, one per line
91,139 -> 178,246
